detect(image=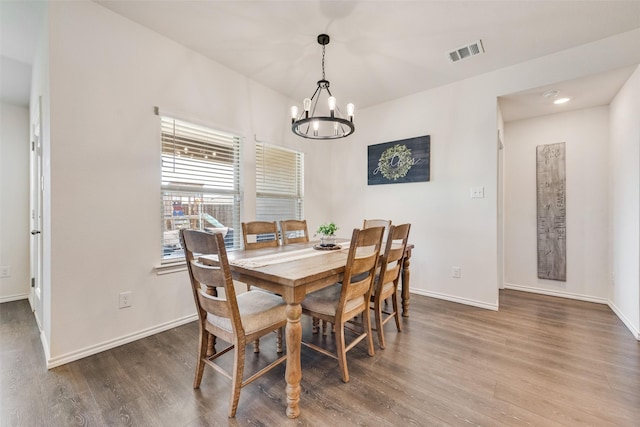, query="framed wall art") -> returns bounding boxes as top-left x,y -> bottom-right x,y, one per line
536,142 -> 566,281
367,135 -> 430,185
